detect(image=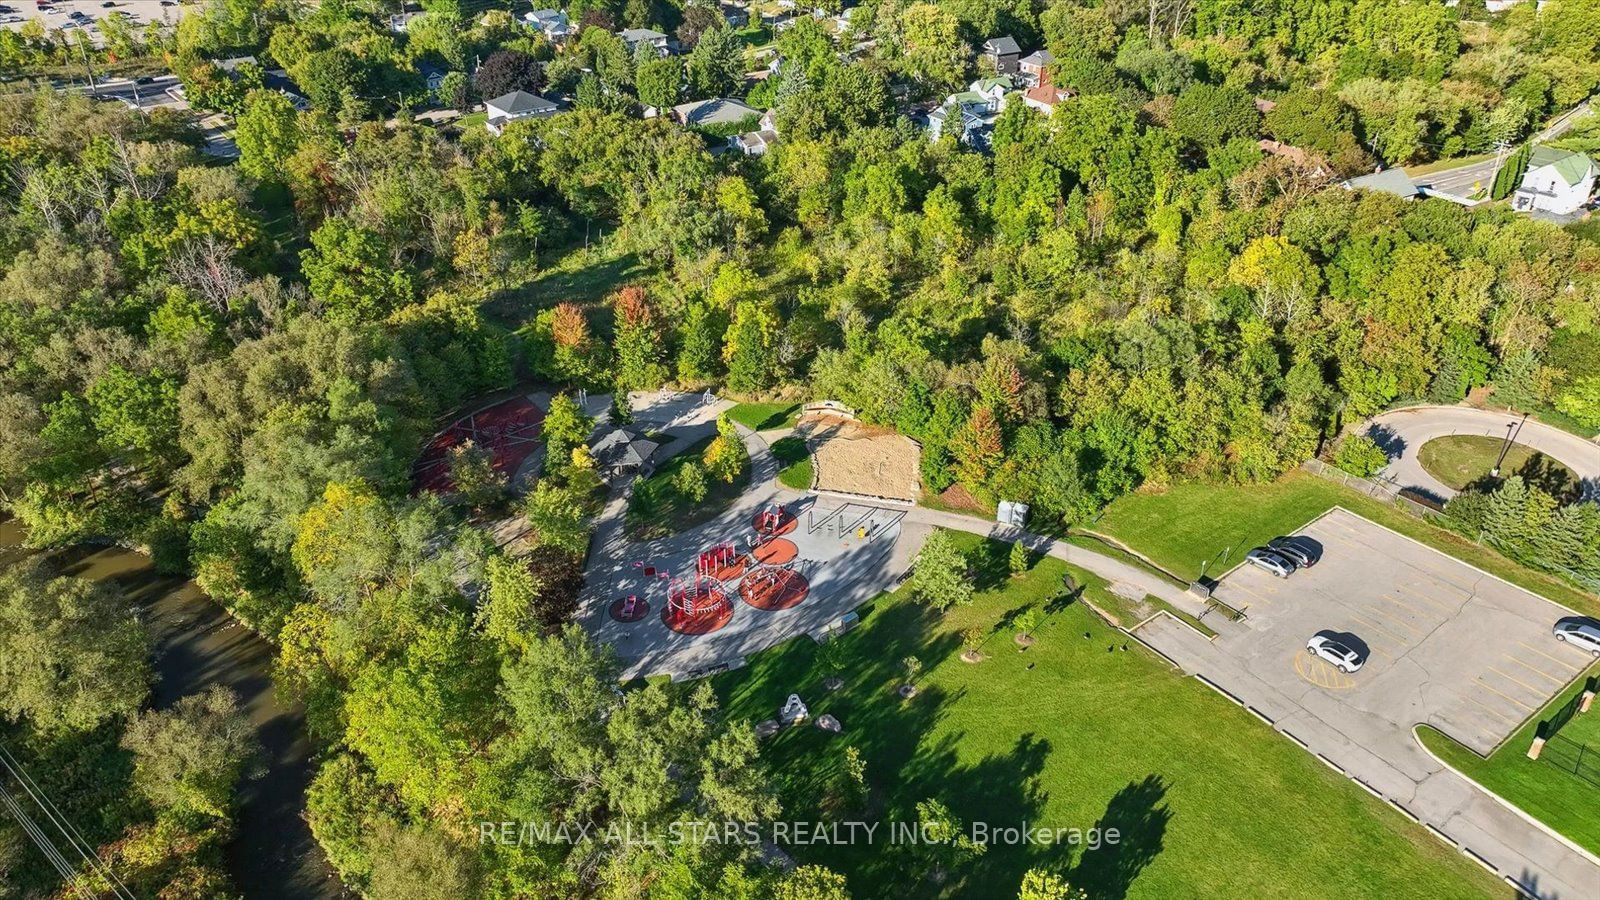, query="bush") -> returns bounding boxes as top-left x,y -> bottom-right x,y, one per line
1333,434 -> 1389,478
674,460 -> 709,503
